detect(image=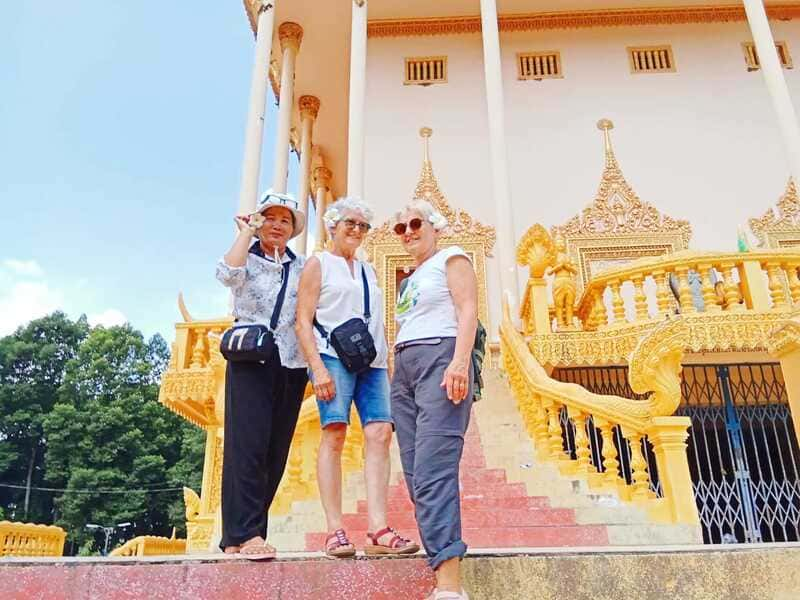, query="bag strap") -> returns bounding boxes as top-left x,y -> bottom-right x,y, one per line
313,261 -> 371,340
269,260 -> 292,332
361,263 -> 371,323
